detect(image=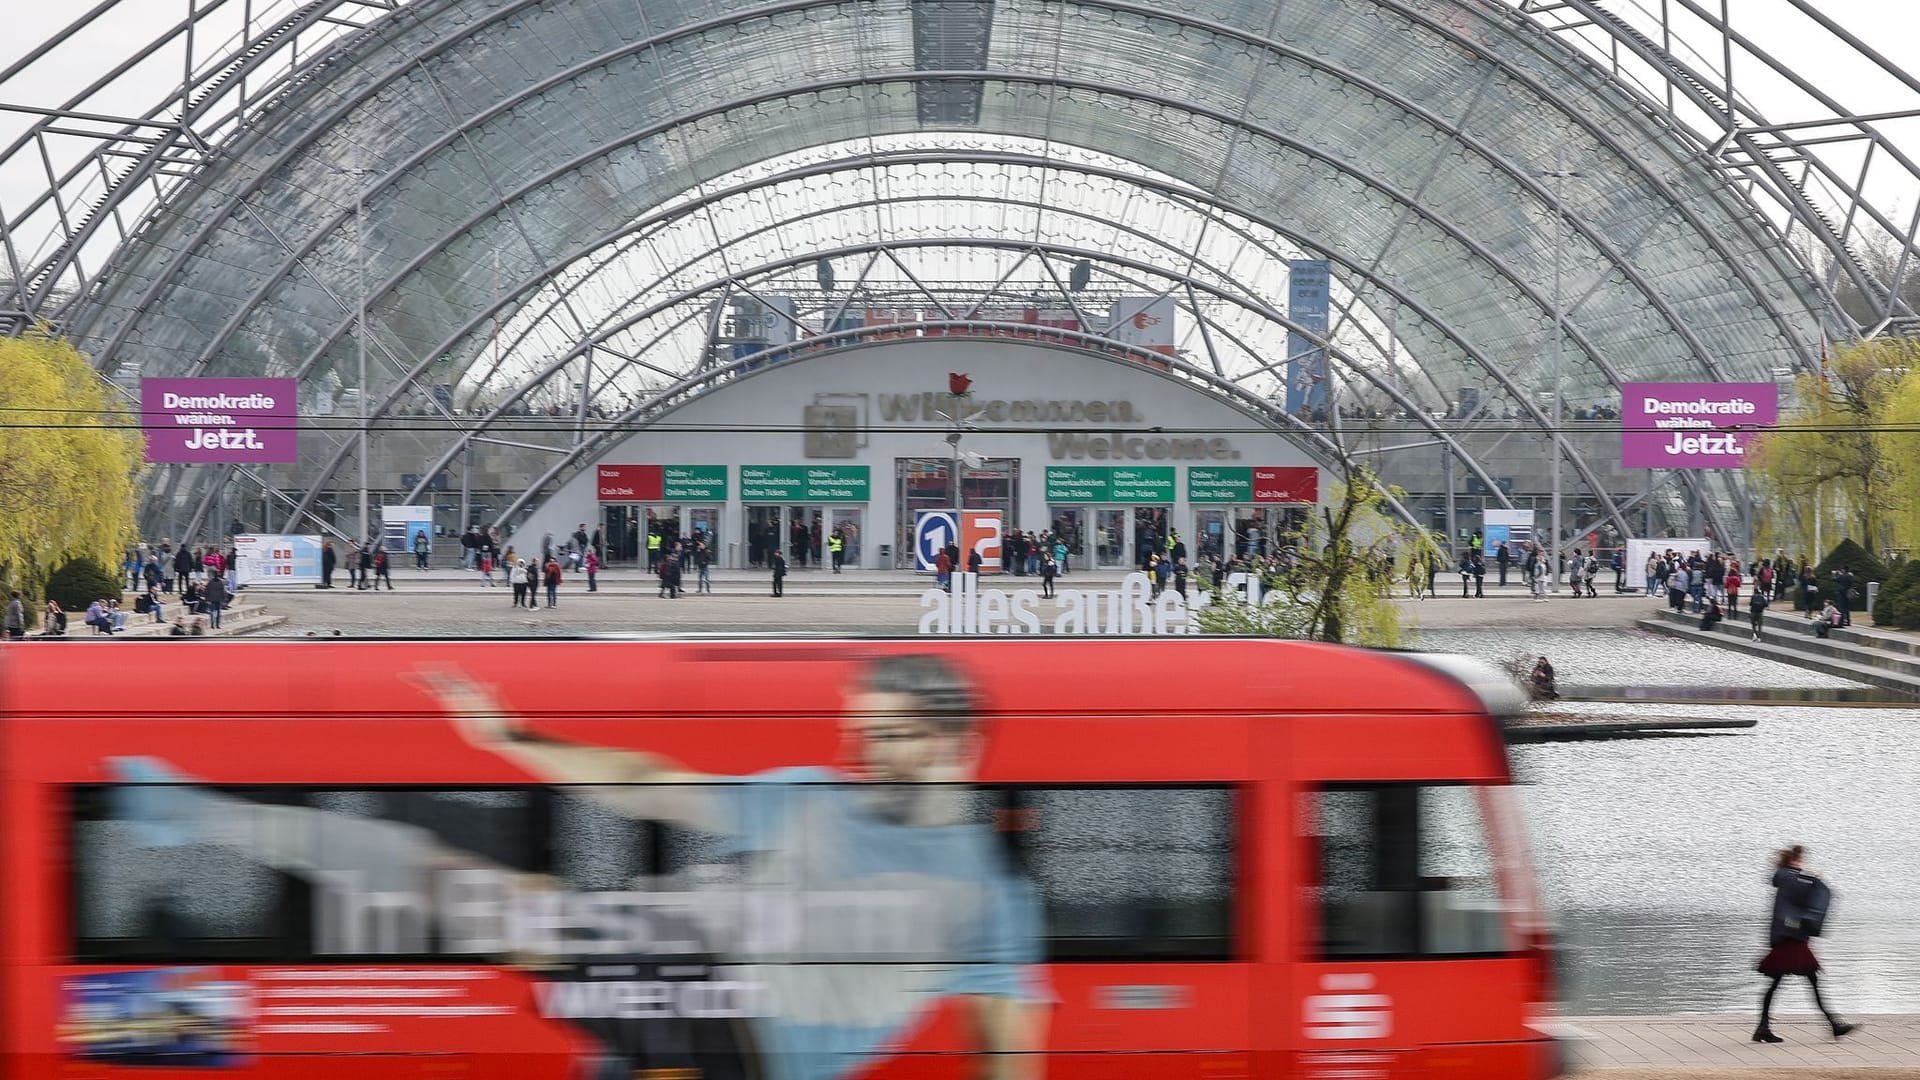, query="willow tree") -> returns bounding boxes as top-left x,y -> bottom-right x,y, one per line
1748,337 -> 1920,555
1194,464 -> 1418,646
0,330 -> 142,606
1877,359 -> 1920,554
